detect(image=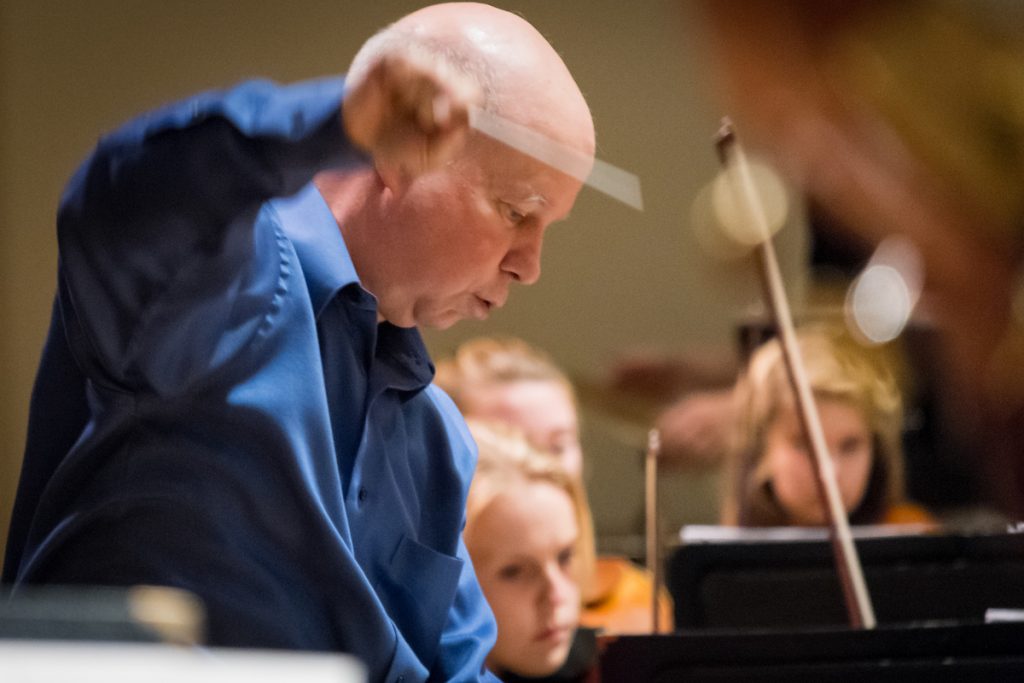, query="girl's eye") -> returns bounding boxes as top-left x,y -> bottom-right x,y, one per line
557,546 -> 575,569
837,436 -> 867,457
498,564 -> 525,581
